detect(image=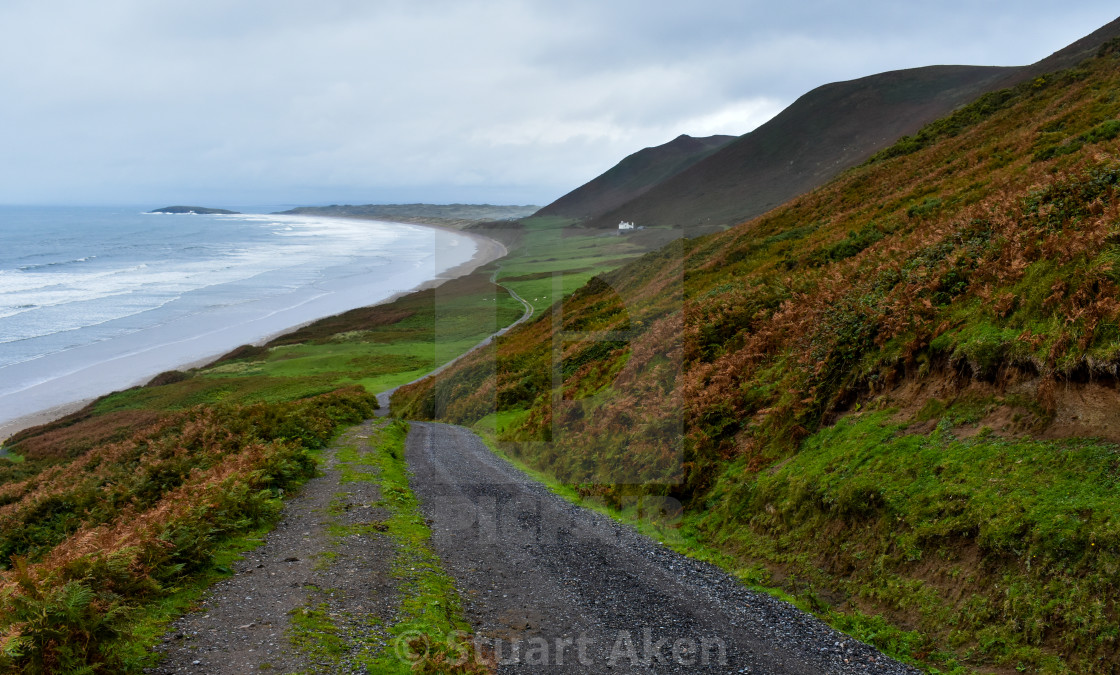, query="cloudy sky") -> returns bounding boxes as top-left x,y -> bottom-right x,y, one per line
2,1 -> 1117,208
